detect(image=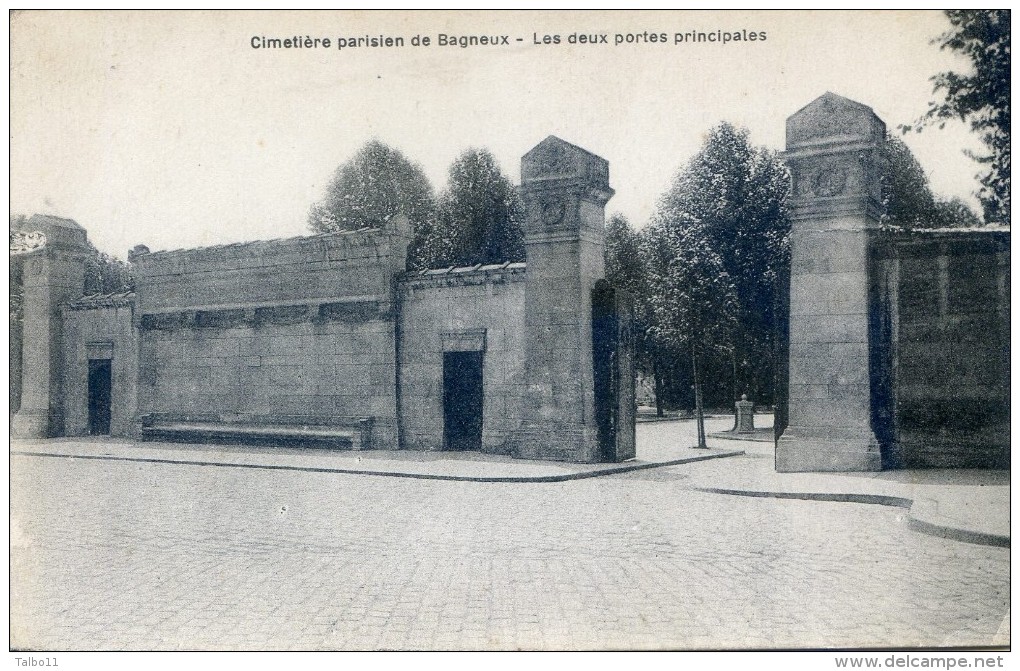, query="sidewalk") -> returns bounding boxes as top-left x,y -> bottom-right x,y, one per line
11,419 -> 1008,549
687,439 -> 1010,549
10,431 -> 743,483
